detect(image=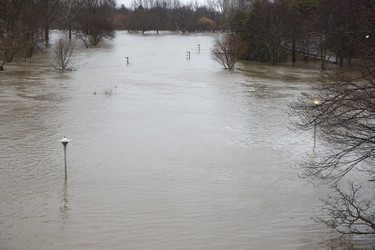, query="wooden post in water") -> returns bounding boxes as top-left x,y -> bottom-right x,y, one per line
125,57 -> 129,65
197,44 -> 200,53
186,51 -> 191,59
